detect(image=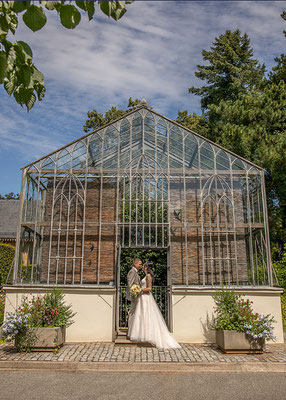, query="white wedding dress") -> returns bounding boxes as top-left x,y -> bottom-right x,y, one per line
128,277 -> 181,349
